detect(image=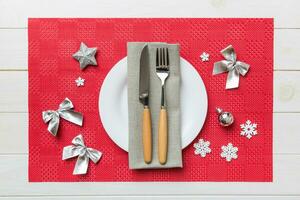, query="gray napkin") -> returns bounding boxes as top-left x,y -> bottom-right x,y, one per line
127,42 -> 182,169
